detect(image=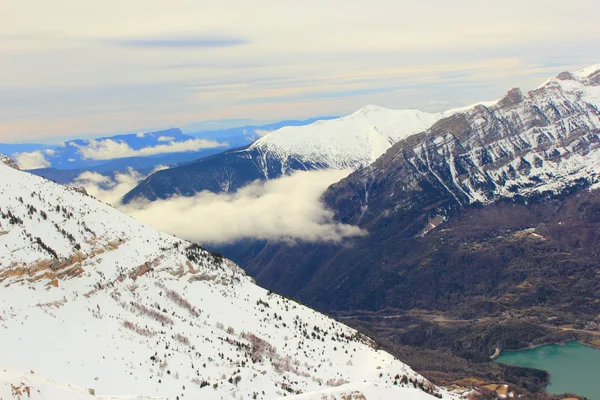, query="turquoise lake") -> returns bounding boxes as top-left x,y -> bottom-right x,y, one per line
495,341 -> 600,399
